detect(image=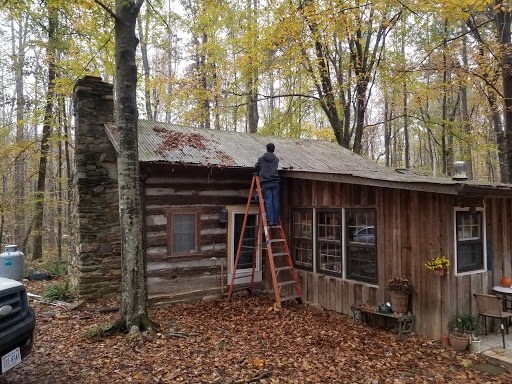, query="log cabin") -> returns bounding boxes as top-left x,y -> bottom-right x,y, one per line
72,76 -> 512,339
